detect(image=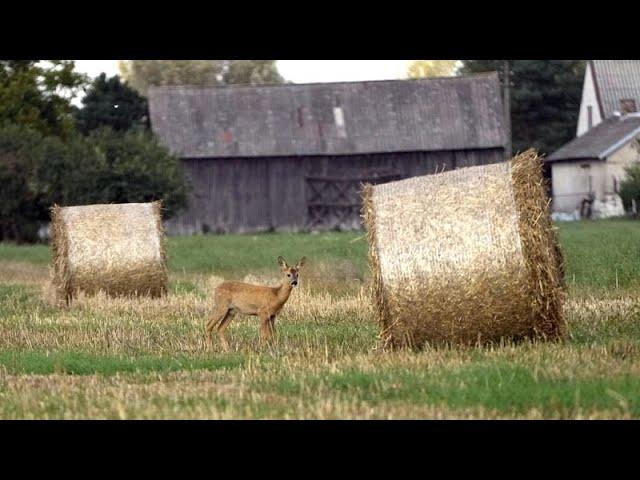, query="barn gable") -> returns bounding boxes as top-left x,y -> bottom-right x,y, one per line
148,73 -> 507,159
